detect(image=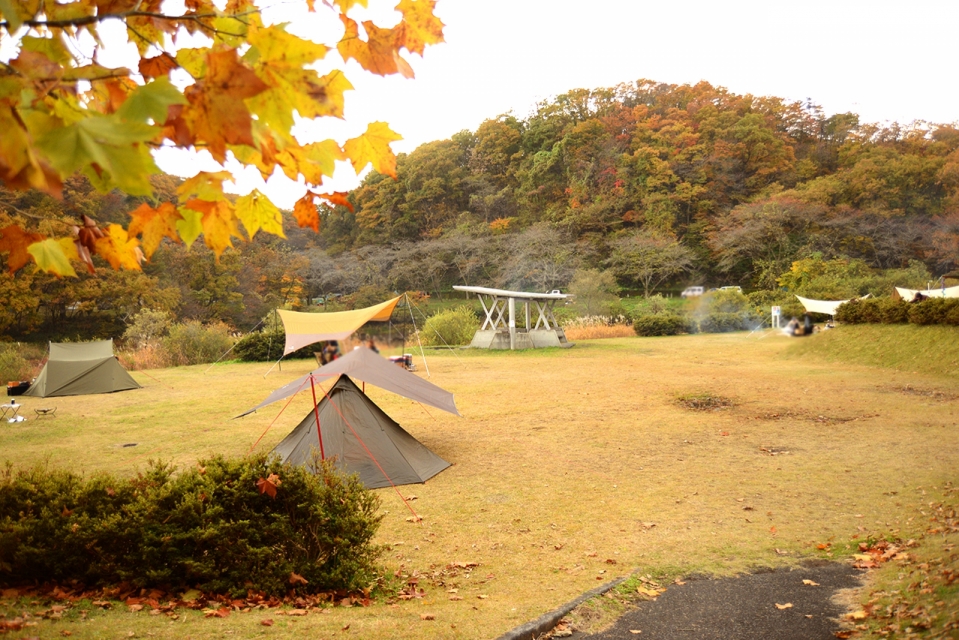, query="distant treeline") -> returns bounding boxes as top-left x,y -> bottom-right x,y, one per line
2,79 -> 957,341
